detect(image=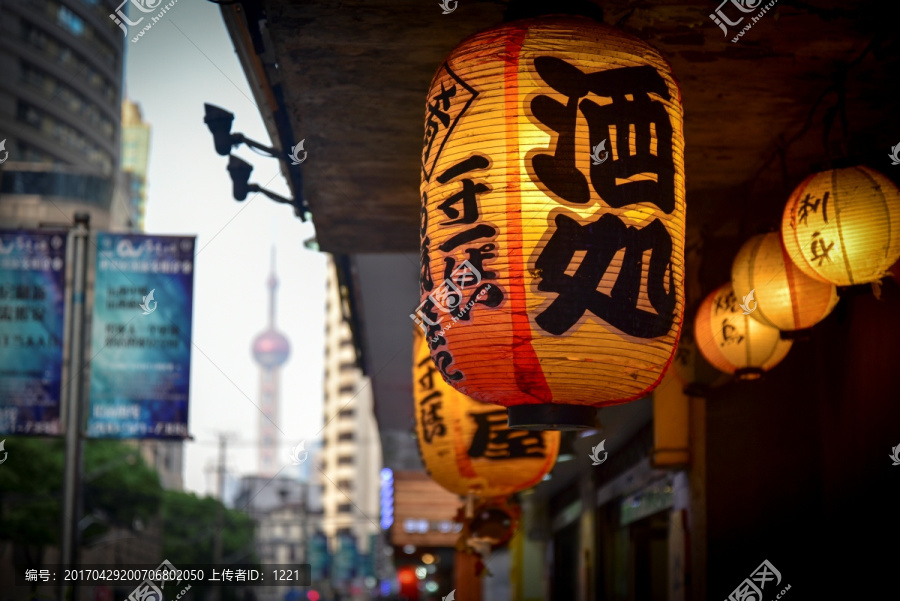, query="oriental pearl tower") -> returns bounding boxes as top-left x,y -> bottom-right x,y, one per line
252,248 -> 290,476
